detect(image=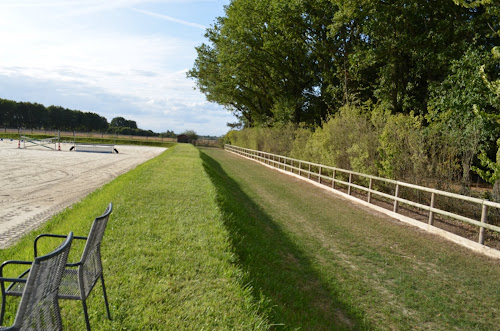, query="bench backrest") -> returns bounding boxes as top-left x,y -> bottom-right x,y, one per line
80,203 -> 112,296
12,232 -> 73,330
